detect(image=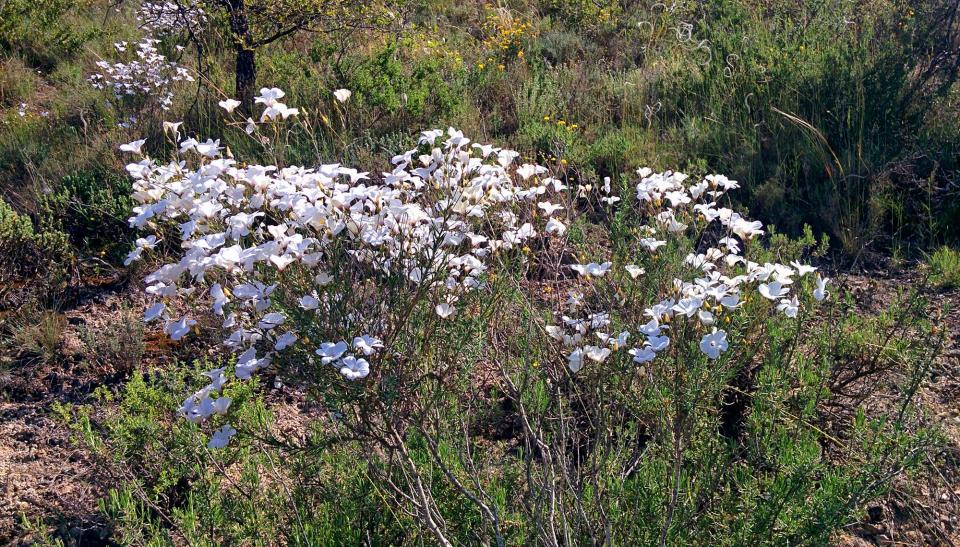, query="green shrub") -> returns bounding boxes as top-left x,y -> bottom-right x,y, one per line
928,246 -> 960,290
36,170 -> 134,262
0,197 -> 70,290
